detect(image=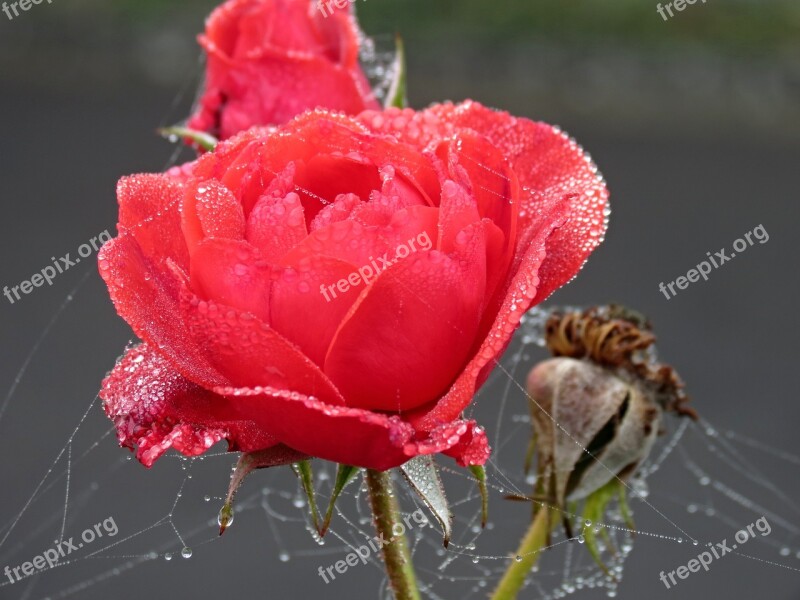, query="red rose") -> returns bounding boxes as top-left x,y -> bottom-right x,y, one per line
188,0 -> 378,140
99,101 -> 608,471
